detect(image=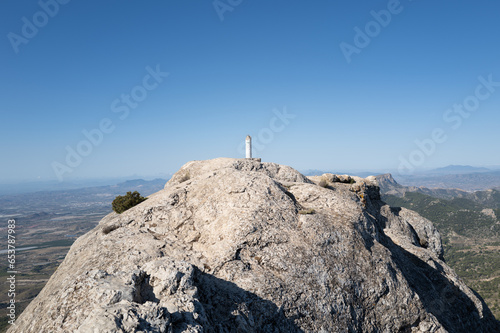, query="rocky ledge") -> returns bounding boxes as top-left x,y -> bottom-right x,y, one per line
10,158 -> 500,332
